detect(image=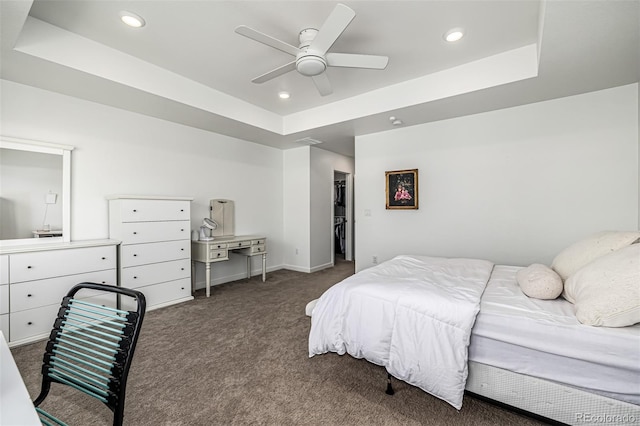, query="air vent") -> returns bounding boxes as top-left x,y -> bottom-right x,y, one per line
295,137 -> 323,145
